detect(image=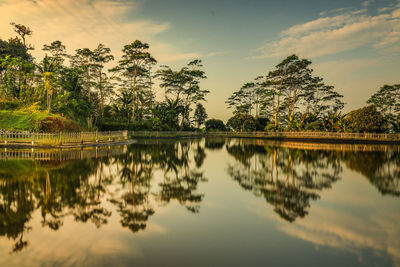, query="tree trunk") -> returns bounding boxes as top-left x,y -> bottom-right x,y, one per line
180,103 -> 188,131
45,80 -> 52,113
99,68 -> 104,117
132,67 -> 137,123
274,75 -> 285,128
290,90 -> 297,122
